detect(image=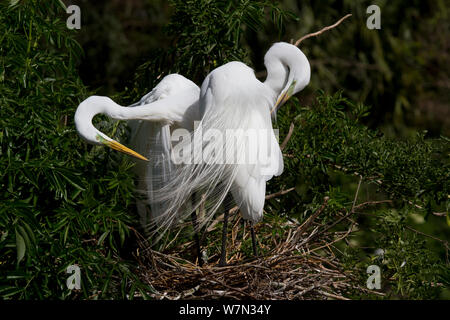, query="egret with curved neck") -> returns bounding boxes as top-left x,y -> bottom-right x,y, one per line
264,42 -> 310,113
74,74 -> 200,161
74,42 -> 311,264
